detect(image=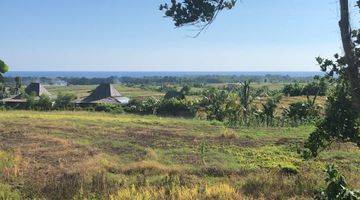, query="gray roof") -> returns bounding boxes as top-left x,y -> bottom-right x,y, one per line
2,83 -> 51,103
82,83 -> 124,103
24,82 -> 51,96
